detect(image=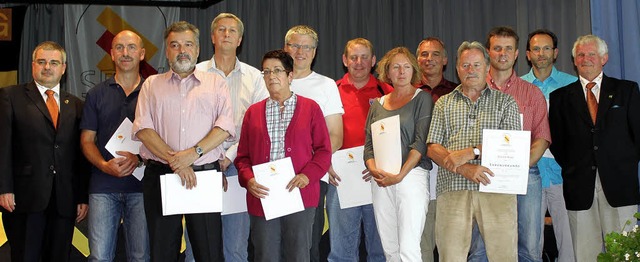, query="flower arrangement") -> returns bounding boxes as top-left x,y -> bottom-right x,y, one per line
598,212 -> 640,261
